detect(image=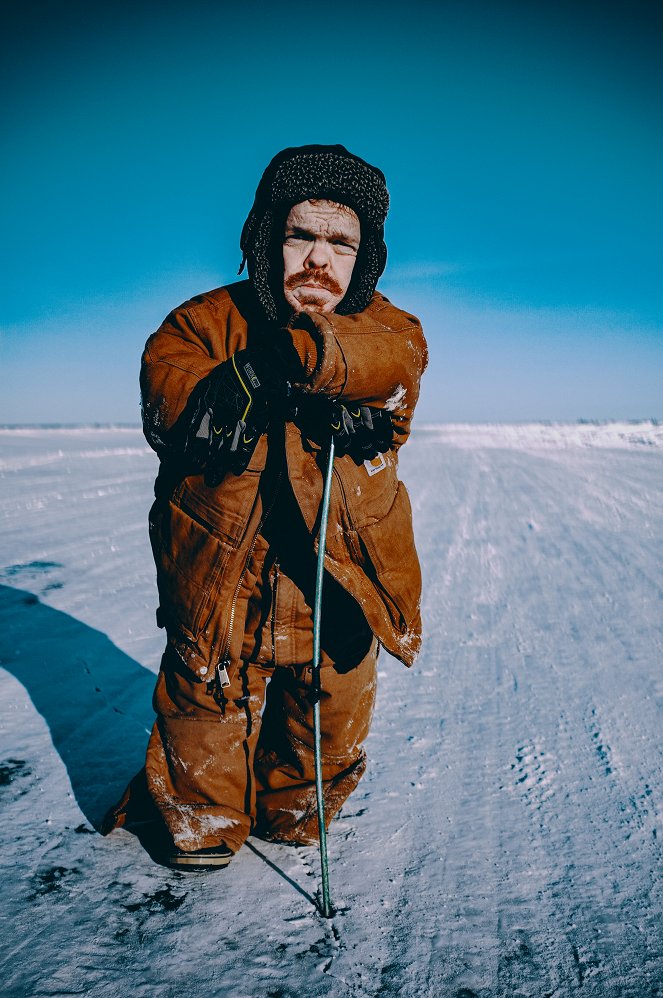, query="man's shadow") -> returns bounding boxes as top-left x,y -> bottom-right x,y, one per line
0,582 -> 327,908
0,583 -> 155,830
